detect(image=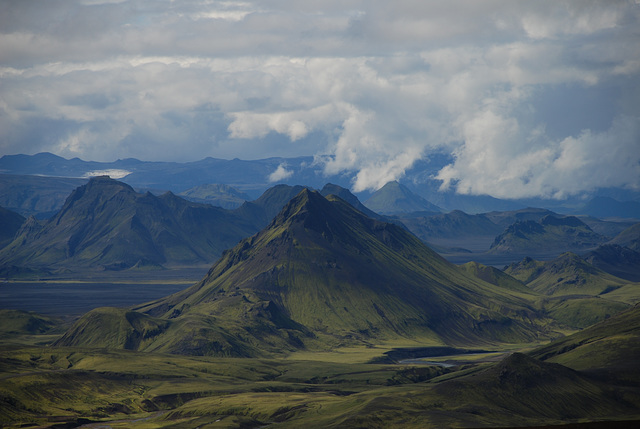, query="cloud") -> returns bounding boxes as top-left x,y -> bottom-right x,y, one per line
437,114 -> 640,199
268,163 -> 294,182
1,0 -> 639,199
